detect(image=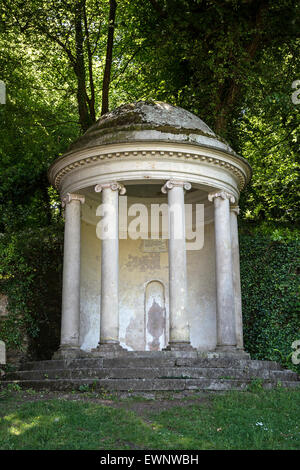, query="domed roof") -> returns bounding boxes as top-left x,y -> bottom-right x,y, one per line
67,100 -> 237,156
49,100 -> 252,193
